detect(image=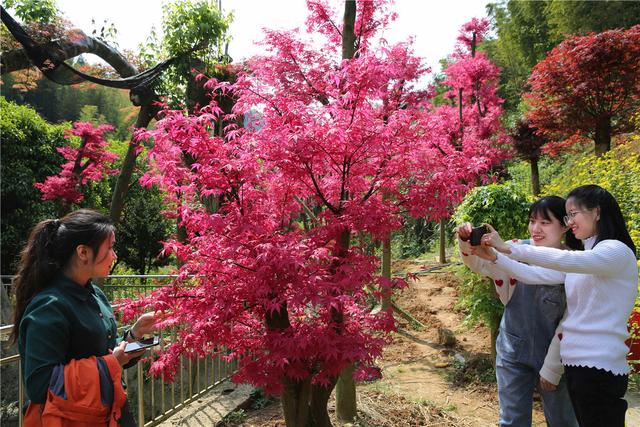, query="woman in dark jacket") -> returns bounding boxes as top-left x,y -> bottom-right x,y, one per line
11,209 -> 158,422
